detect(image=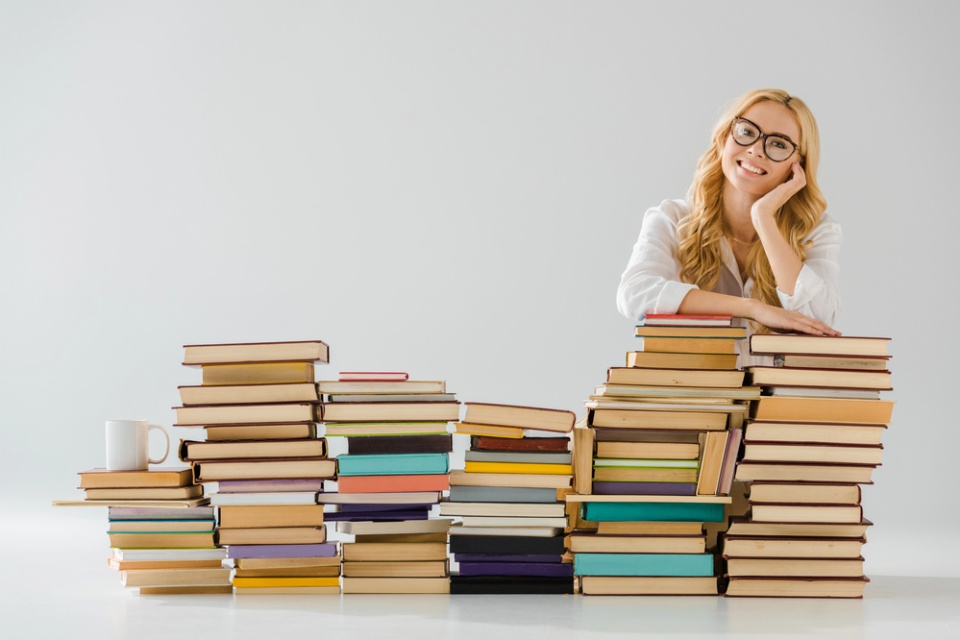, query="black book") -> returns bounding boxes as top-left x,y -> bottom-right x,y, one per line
450,575 -> 574,595
346,434 -> 453,455
449,534 -> 566,556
